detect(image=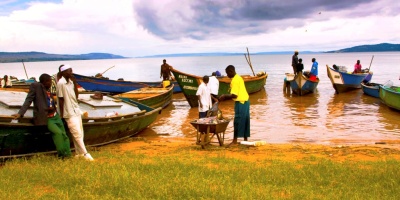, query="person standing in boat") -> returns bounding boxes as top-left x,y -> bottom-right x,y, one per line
291,50 -> 299,74
12,74 -> 72,158
57,65 -> 94,161
219,65 -> 250,146
353,60 -> 362,73
309,58 -> 318,81
208,72 -> 219,103
1,75 -> 12,88
160,59 -> 173,81
296,58 -> 304,75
